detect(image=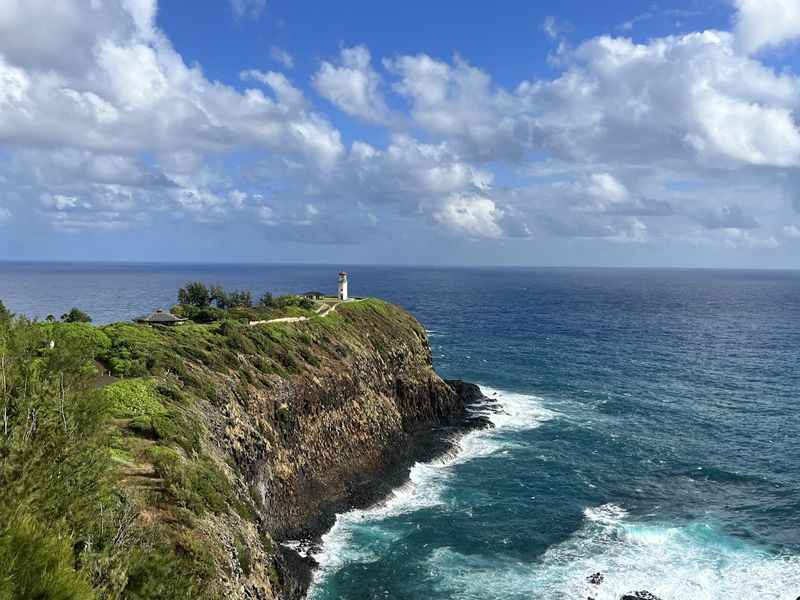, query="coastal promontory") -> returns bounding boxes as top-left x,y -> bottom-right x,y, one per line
0,295 -> 486,599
